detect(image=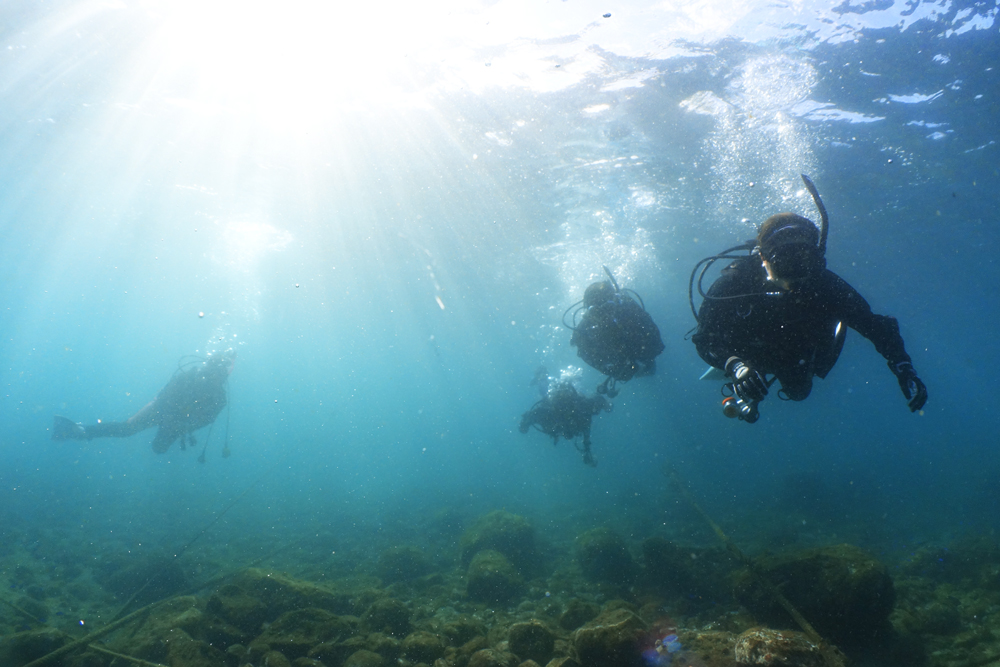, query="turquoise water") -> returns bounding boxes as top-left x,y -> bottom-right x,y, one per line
0,0 -> 997,653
